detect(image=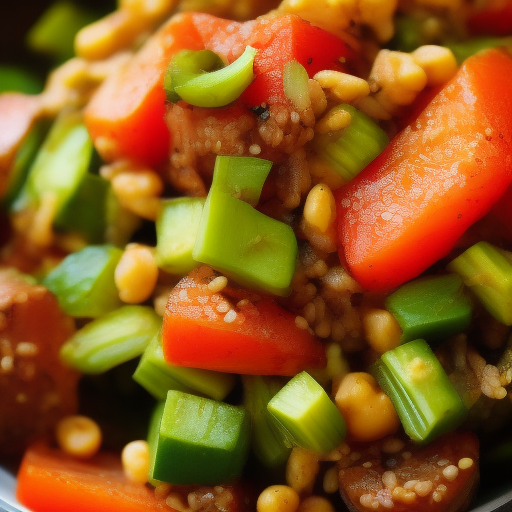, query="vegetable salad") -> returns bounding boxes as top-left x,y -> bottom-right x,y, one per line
1,1 -> 512,512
